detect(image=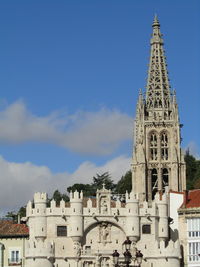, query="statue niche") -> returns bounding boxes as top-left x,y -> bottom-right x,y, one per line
96,184 -> 111,215
99,222 -> 111,245
100,197 -> 108,215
